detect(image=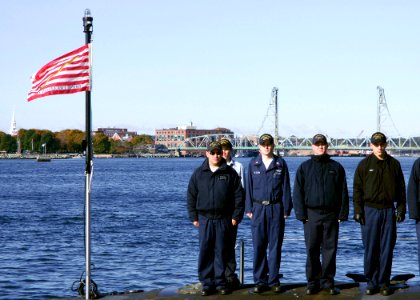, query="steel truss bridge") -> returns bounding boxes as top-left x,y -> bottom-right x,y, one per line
172,133 -> 420,153
168,86 -> 420,154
